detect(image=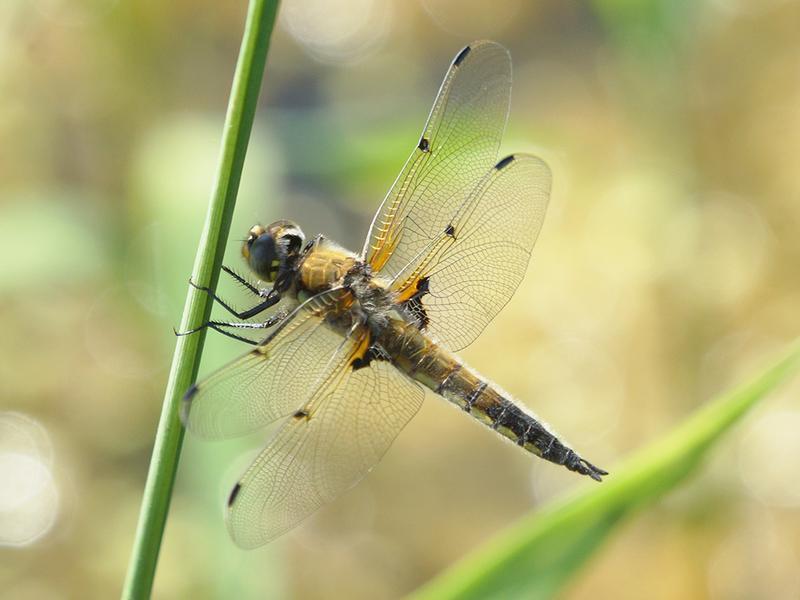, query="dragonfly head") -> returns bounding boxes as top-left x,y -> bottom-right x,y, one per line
242,220 -> 305,283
